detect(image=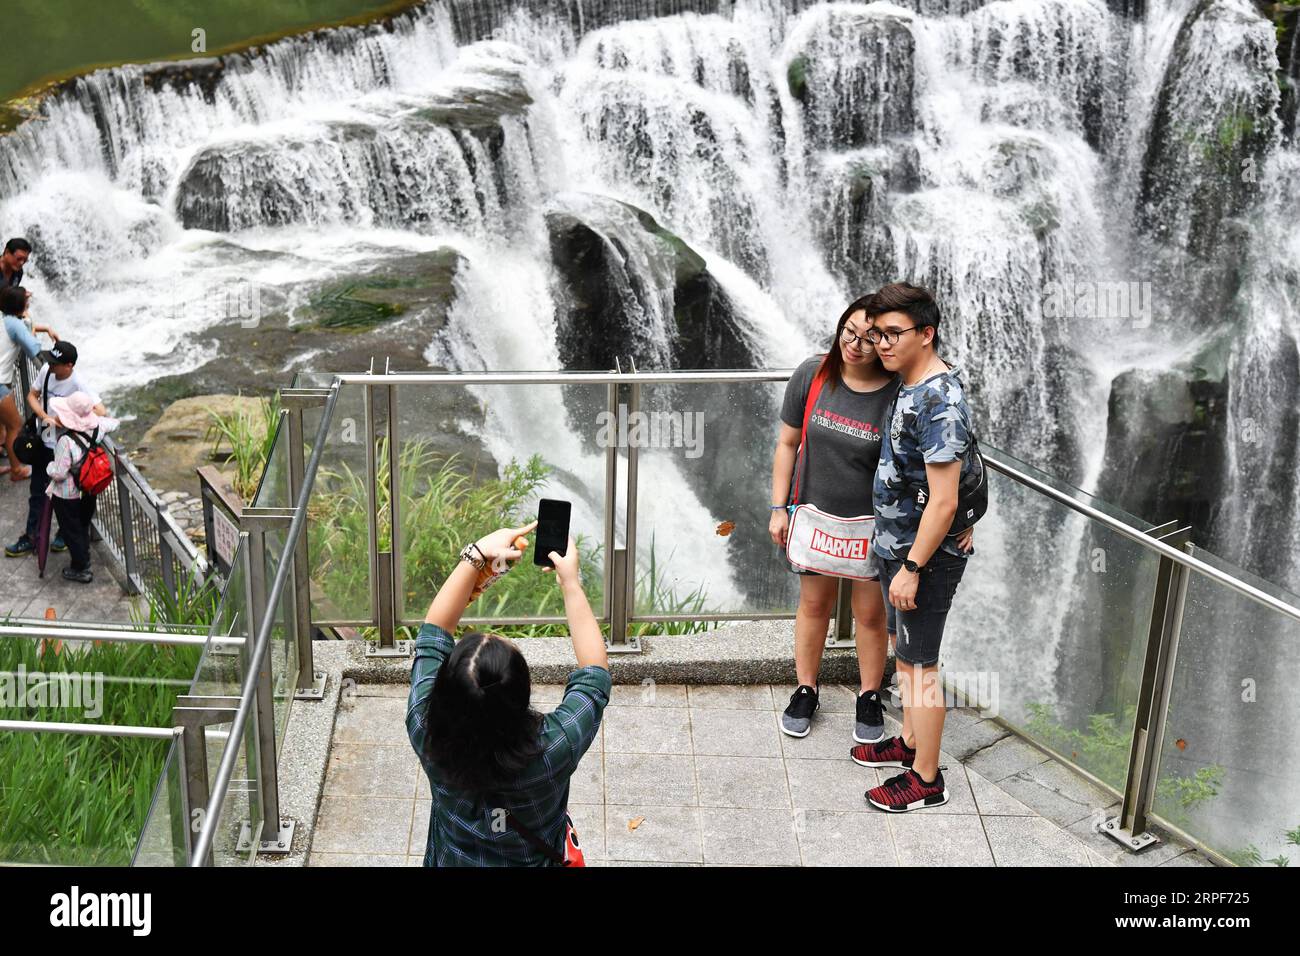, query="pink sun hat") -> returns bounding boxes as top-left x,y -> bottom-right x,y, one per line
49,392 -> 104,433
